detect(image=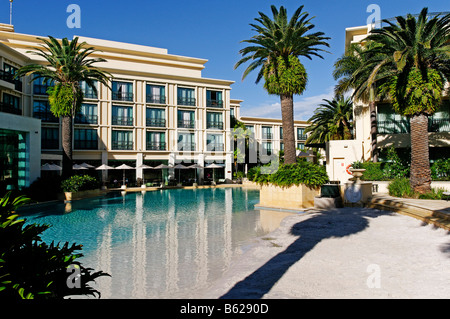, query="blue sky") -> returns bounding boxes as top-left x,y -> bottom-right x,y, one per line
1,0 -> 448,120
